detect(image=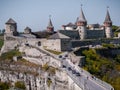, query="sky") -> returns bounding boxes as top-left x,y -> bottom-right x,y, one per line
0,0 -> 120,32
